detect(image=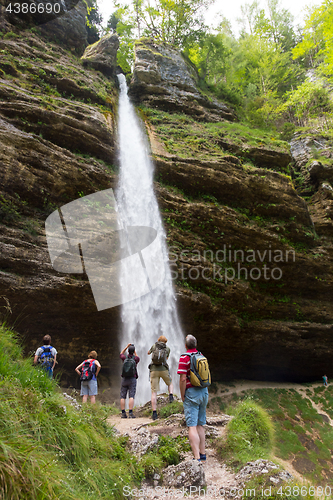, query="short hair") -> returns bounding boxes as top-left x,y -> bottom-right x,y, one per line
128,345 -> 135,355
185,335 -> 197,349
158,335 -> 167,343
88,351 -> 98,359
43,335 -> 51,345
